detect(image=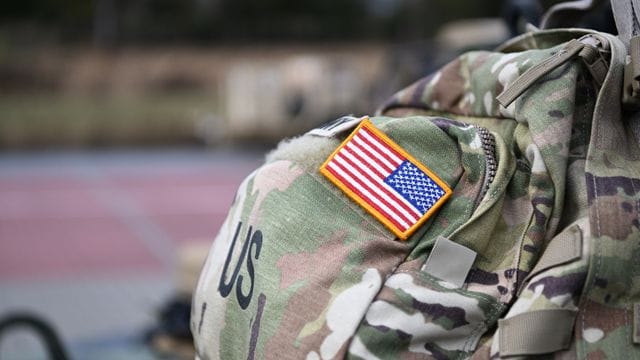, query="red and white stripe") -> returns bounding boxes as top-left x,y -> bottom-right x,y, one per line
324,127 -> 423,232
